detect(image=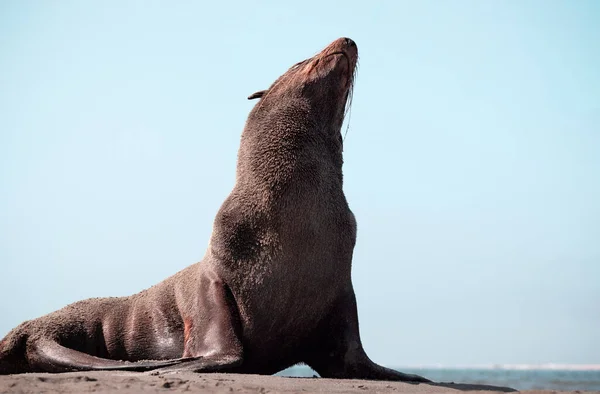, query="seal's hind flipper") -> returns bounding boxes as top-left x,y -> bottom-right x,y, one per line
32,339 -> 187,372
